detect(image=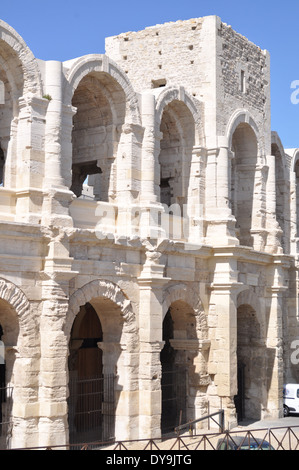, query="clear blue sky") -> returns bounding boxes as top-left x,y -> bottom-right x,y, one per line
0,0 -> 298,148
